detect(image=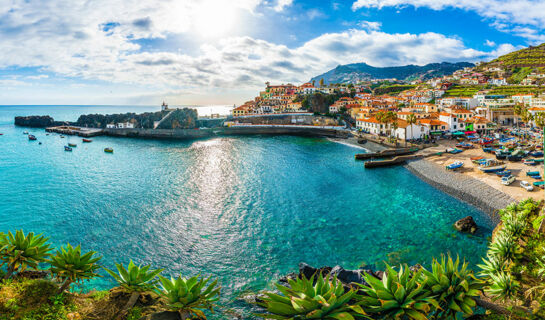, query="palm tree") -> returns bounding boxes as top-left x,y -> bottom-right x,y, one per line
406,113 -> 417,146
513,103 -> 523,128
